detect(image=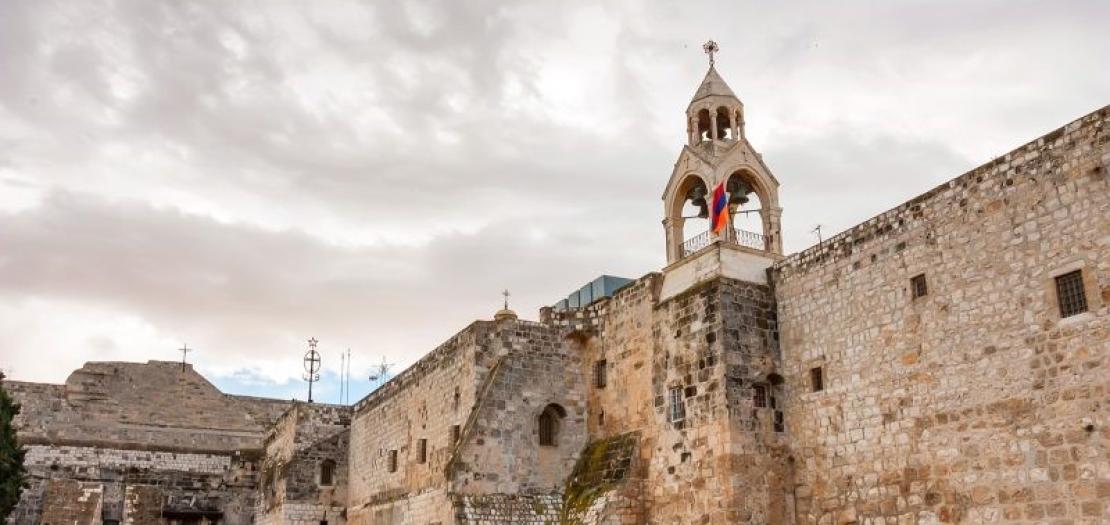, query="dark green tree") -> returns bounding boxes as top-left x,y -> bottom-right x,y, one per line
0,372 -> 25,520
